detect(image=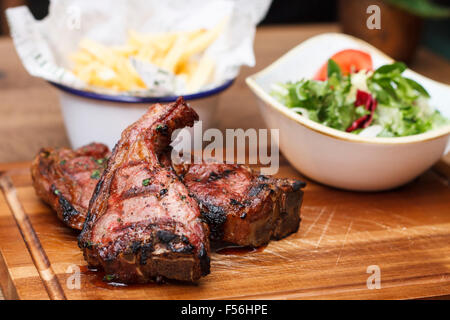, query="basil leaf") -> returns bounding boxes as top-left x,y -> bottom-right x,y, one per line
327,59 -> 342,79
374,62 -> 406,75
404,78 -> 430,98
